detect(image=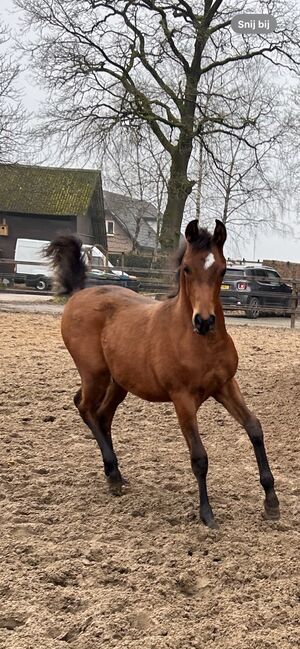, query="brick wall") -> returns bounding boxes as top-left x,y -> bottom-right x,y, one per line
263,260 -> 300,280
